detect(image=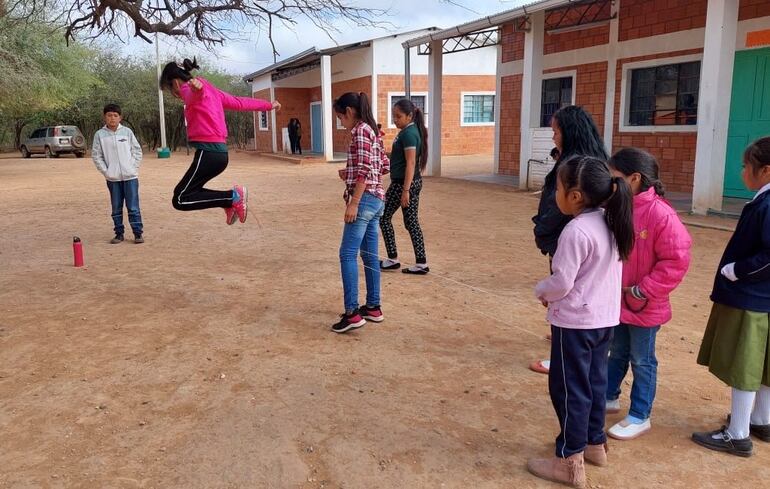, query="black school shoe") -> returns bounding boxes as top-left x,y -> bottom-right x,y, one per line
692,426 -> 753,457
331,310 -> 366,333
134,233 -> 144,244
726,414 -> 770,442
110,234 -> 124,244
